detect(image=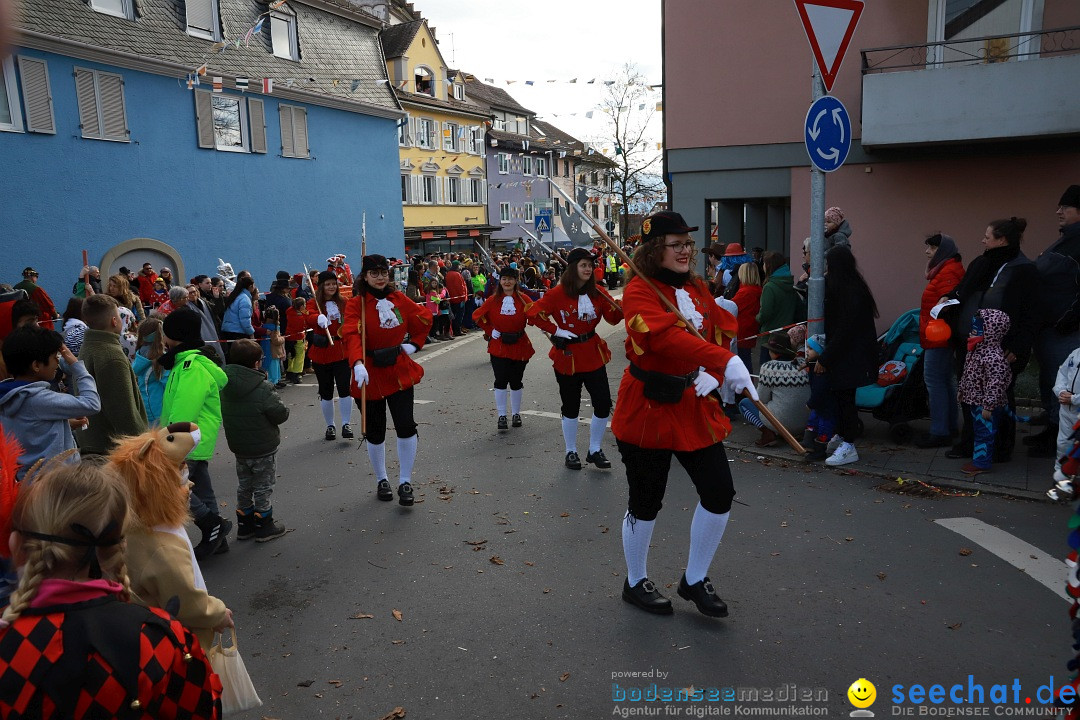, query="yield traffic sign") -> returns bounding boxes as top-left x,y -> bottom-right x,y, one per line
793,0 -> 864,93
